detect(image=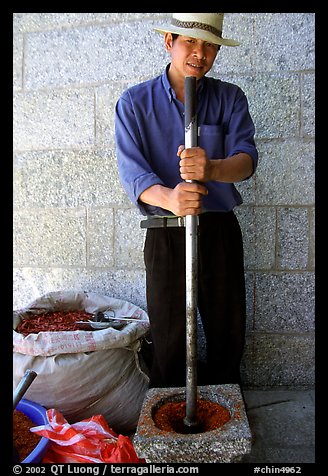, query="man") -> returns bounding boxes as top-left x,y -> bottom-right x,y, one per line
115,13 -> 258,388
